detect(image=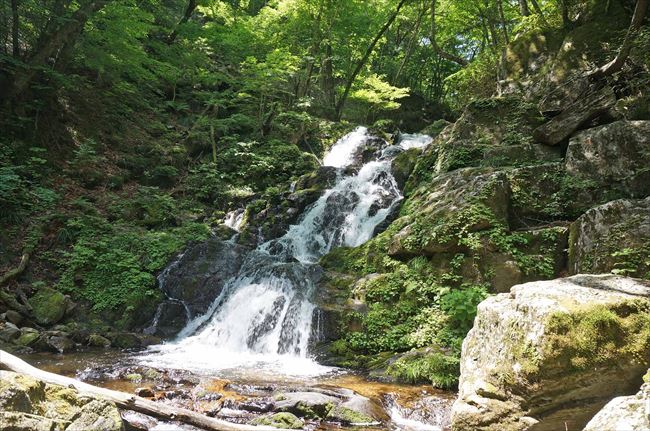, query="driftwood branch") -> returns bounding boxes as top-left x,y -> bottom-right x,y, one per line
0,349 -> 289,431
0,253 -> 30,287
